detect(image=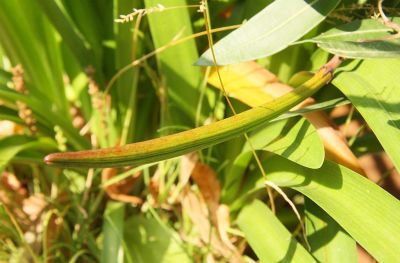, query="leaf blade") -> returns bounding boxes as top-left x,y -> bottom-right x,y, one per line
332,58 -> 400,171
265,156 -> 400,263
197,0 -> 340,65
237,200 -> 316,263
